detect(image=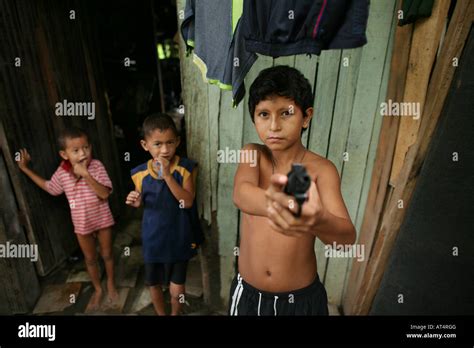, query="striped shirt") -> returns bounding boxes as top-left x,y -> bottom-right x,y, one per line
45,159 -> 115,235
